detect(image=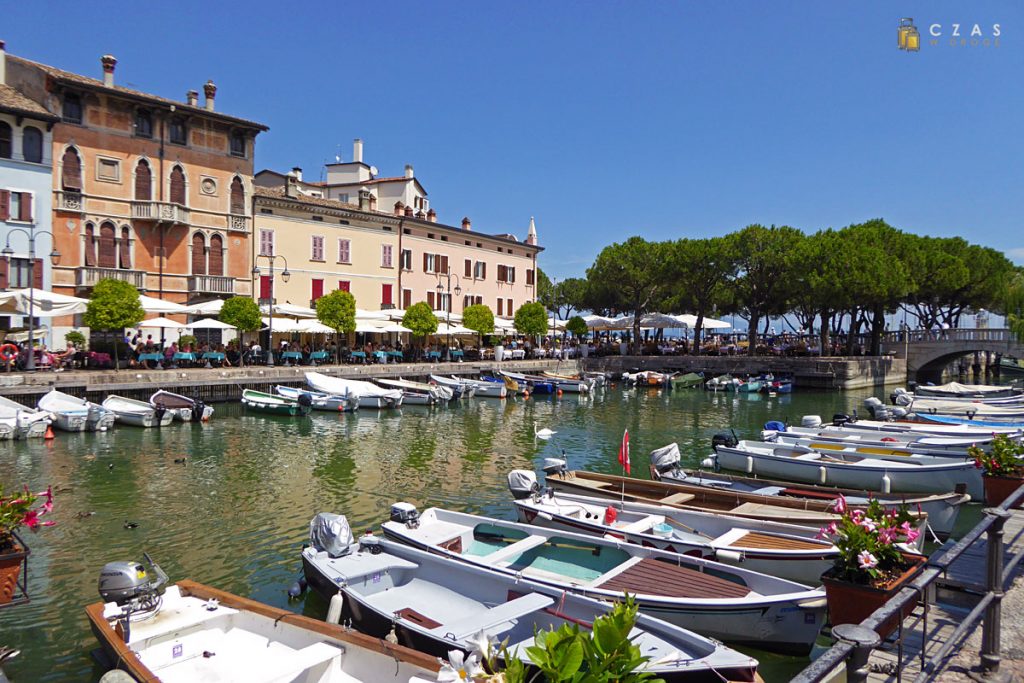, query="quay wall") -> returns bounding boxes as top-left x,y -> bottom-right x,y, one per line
582,355 -> 906,390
